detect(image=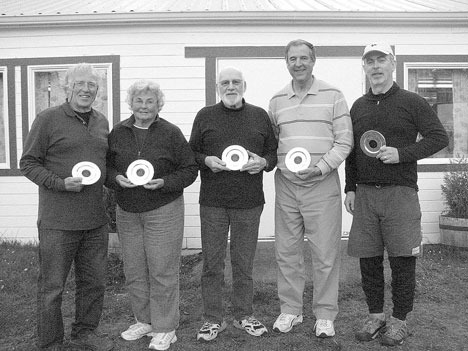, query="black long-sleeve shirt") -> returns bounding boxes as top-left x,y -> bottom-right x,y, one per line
106,115 -> 198,213
345,83 -> 449,192
189,100 -> 278,209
